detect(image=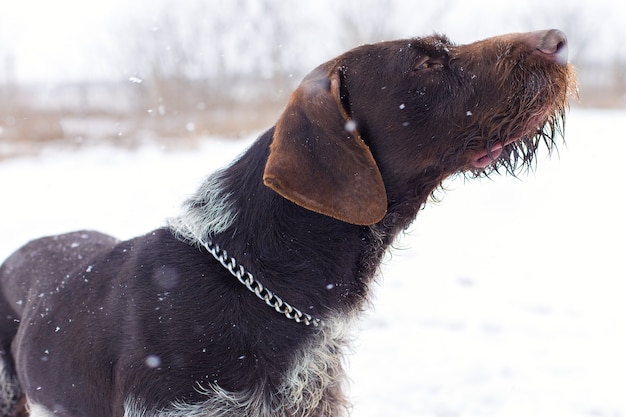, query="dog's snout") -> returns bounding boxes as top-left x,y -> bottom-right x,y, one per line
532,29 -> 569,65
